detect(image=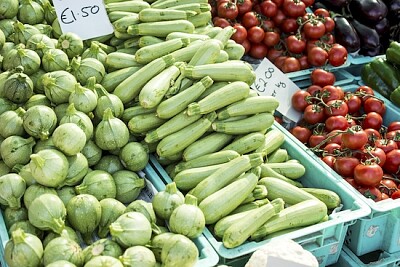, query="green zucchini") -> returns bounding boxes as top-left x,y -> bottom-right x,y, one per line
212,113 -> 274,135
301,188 -> 341,209
221,132 -> 265,155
